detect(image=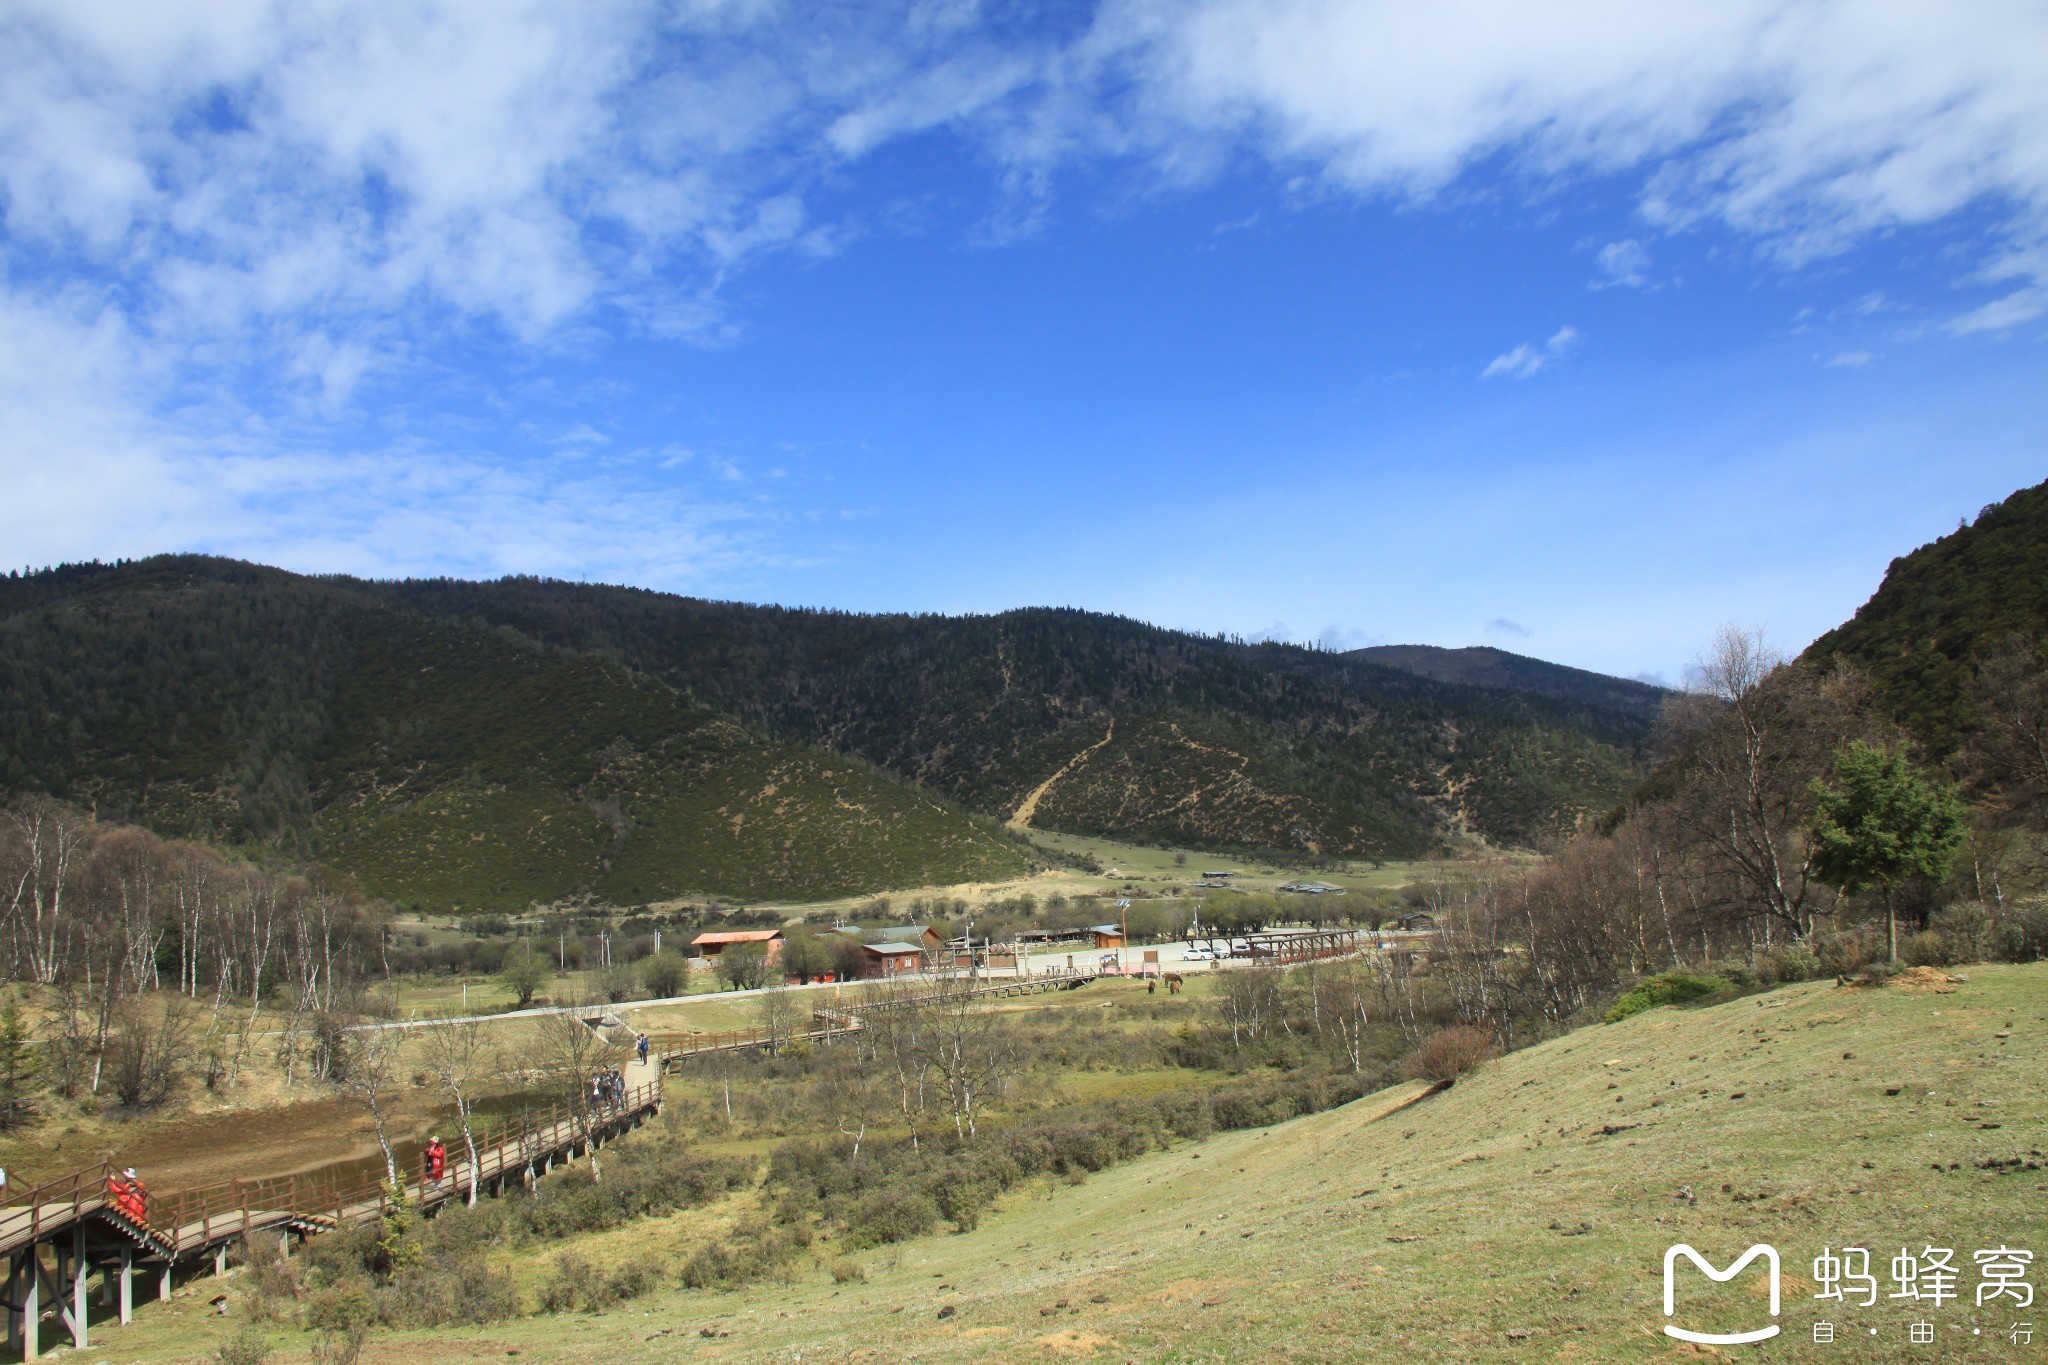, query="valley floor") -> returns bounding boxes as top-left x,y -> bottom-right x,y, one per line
93,962 -> 2043,1362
